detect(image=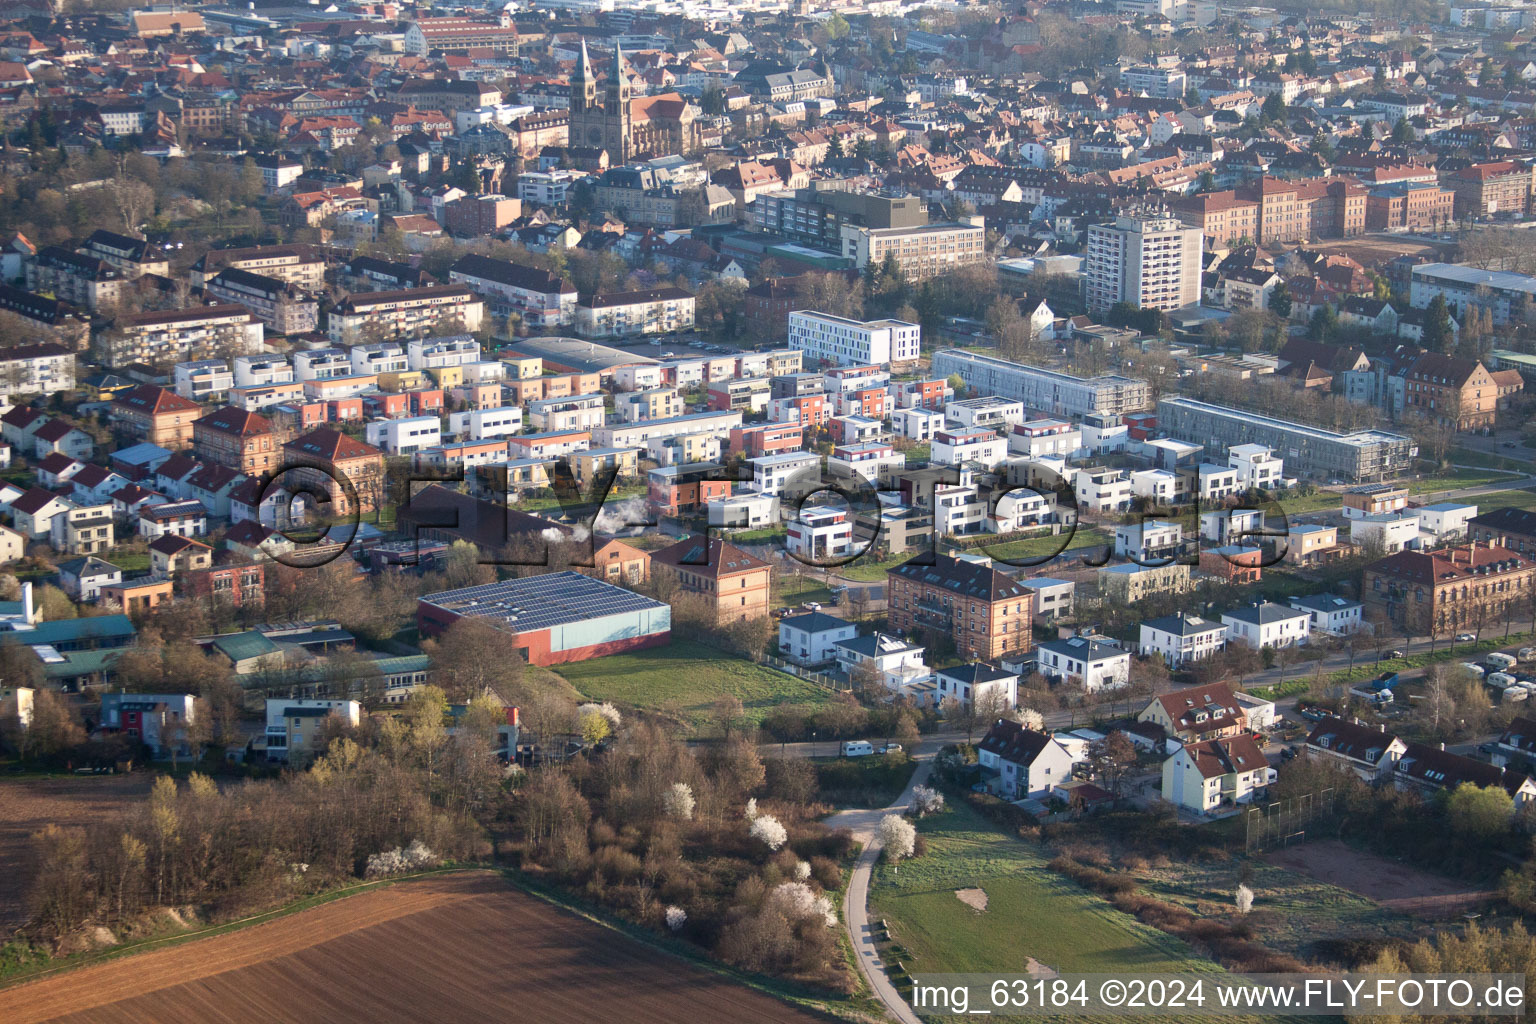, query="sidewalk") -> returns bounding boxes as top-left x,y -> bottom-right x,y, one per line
828,755 -> 935,1024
